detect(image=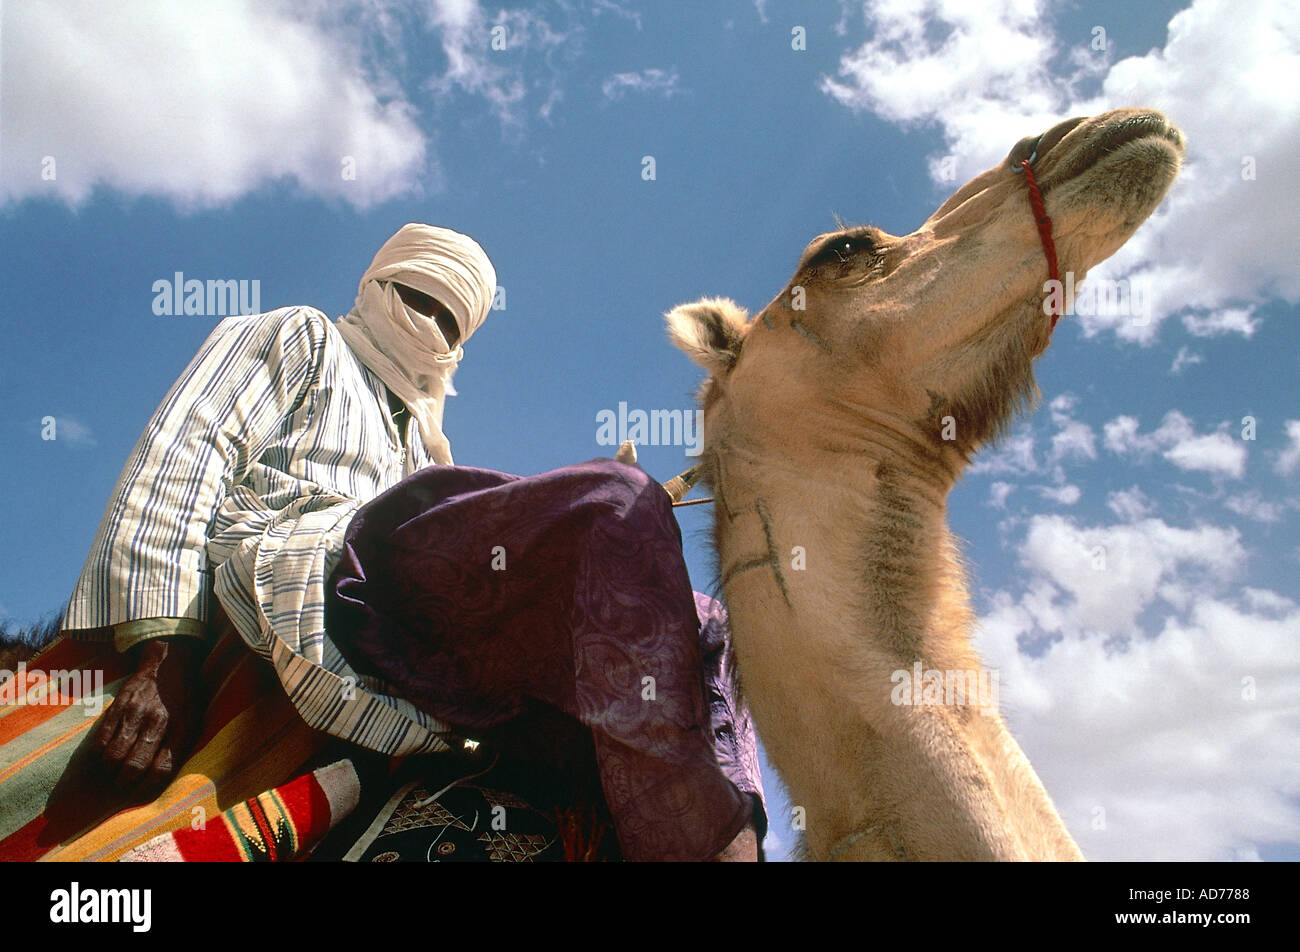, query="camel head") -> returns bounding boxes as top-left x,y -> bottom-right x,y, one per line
669,108 -> 1184,480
